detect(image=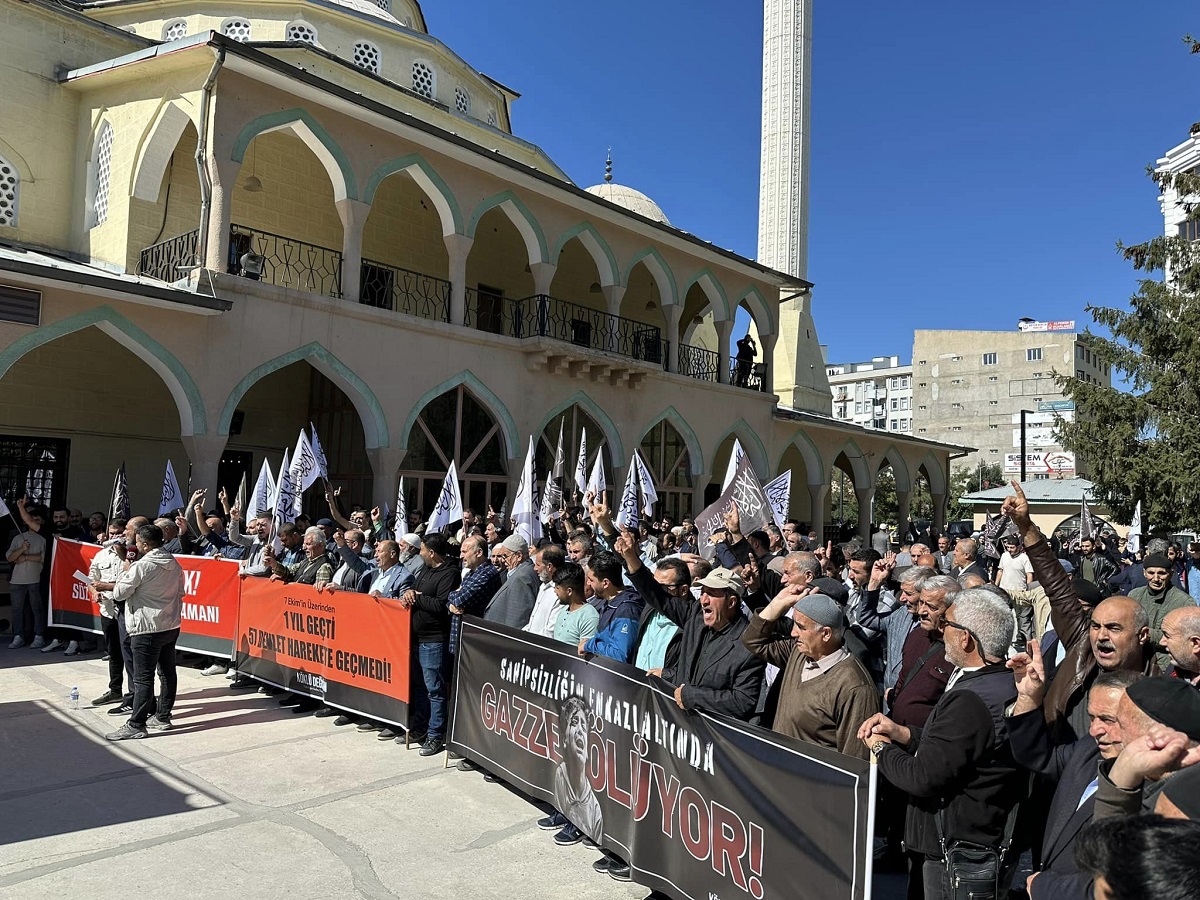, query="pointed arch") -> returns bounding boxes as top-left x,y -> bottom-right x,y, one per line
534,391 -> 625,469
363,152 -> 463,236
831,438 -> 872,491
917,452 -> 948,496
0,136 -> 34,183
130,99 -> 197,201
220,343 -> 386,447
736,286 -> 776,336
466,190 -> 548,265
623,246 -> 678,307
639,406 -> 703,477
230,109 -> 358,201
682,268 -> 730,321
551,223 -> 618,288
0,306 -> 205,435
399,370 -> 517,461
775,427 -> 825,486
876,444 -> 912,493
712,419 -> 769,481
